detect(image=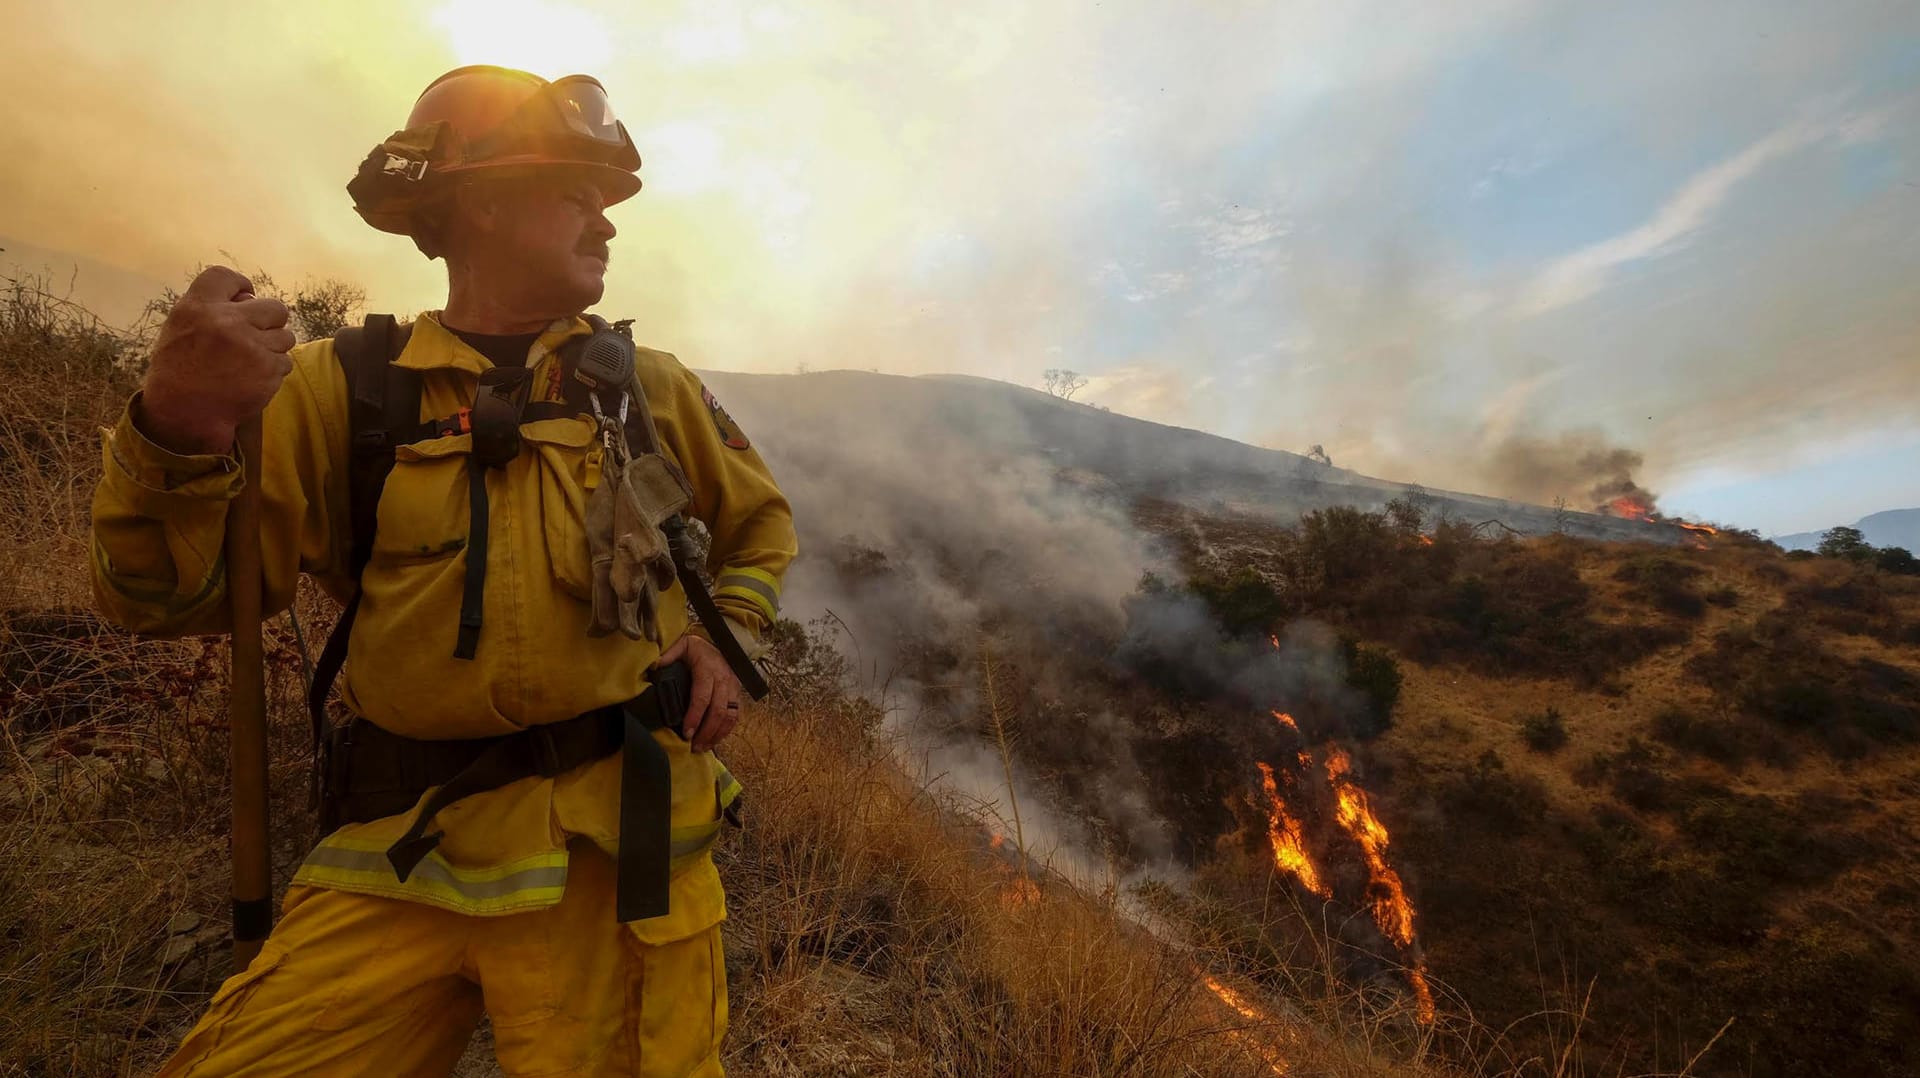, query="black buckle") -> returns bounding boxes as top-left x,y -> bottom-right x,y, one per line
527,724 -> 564,778
471,367 -> 532,468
